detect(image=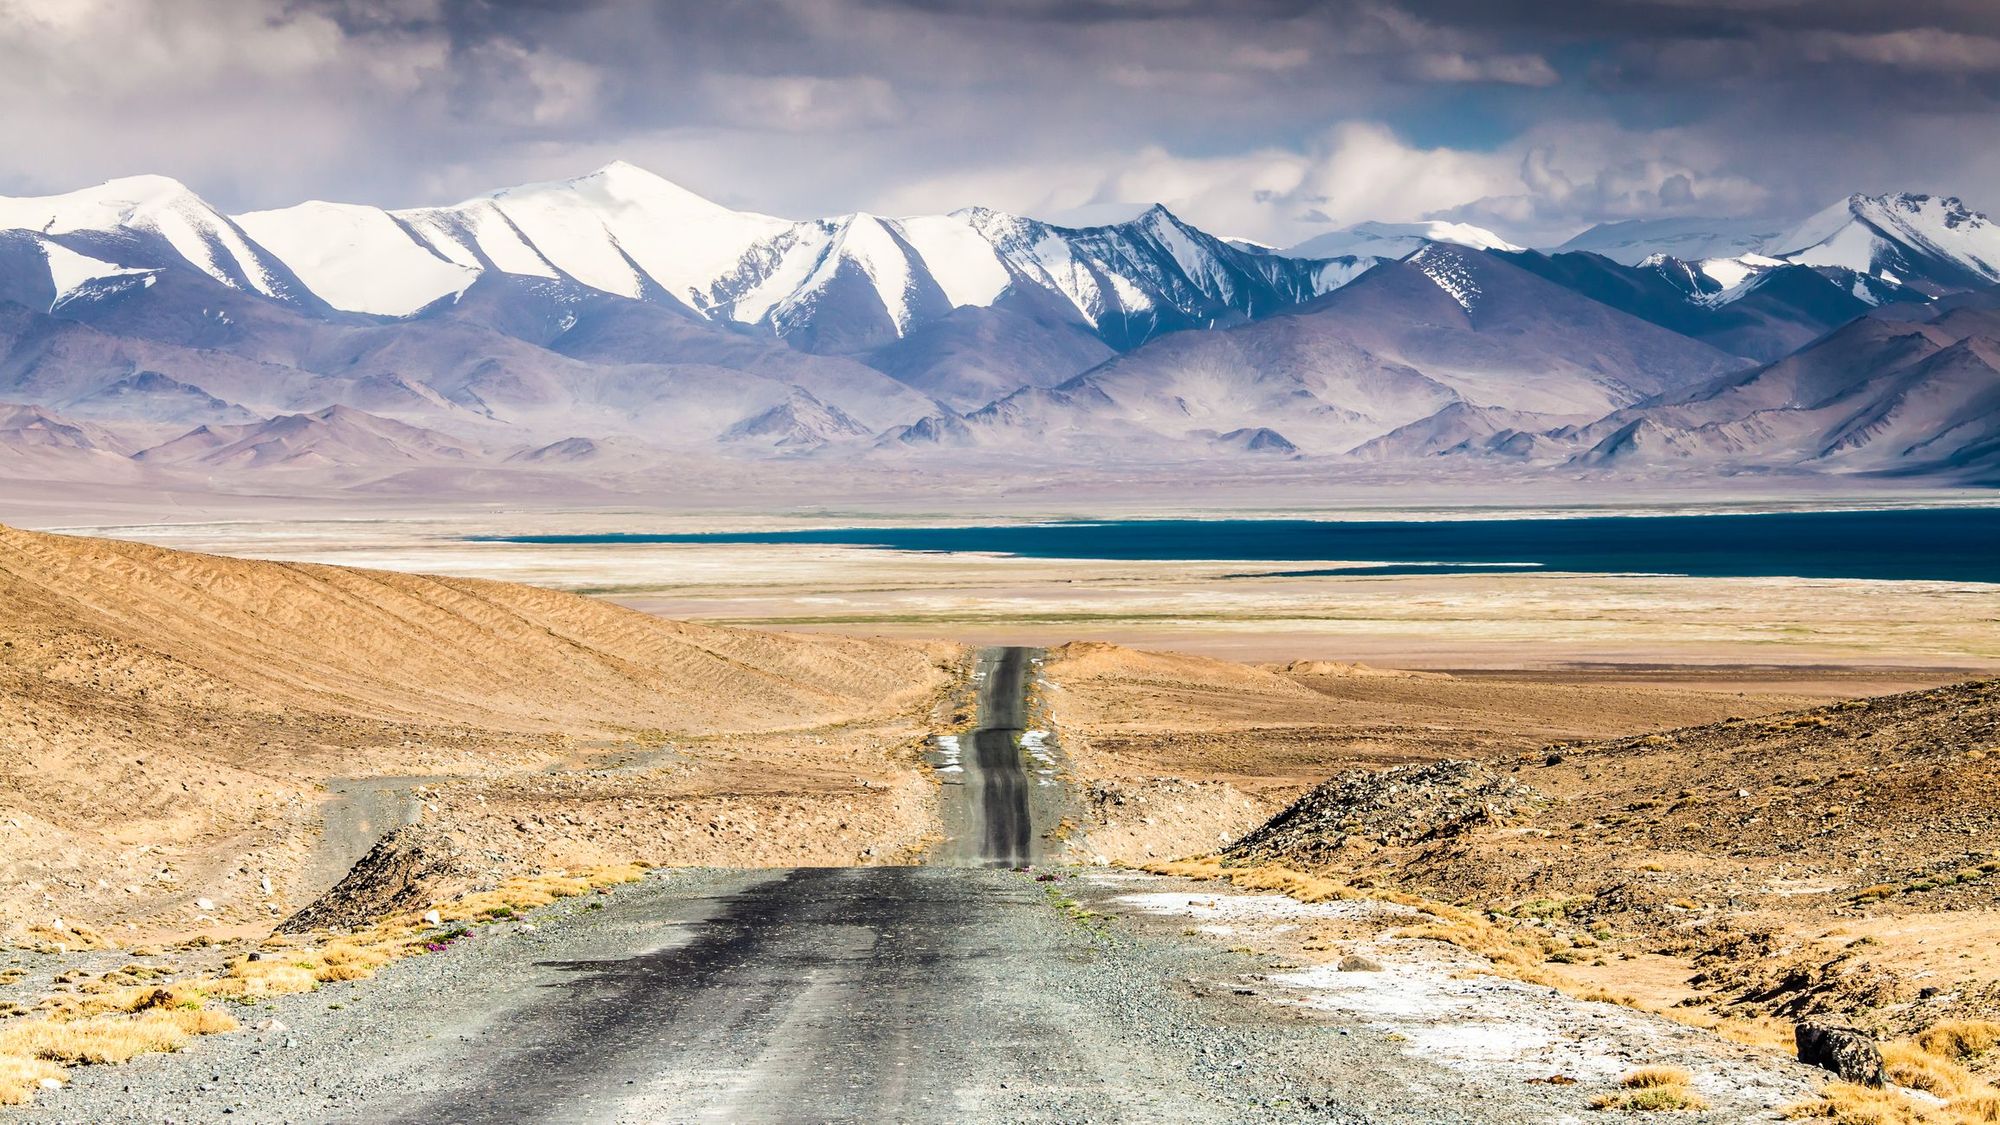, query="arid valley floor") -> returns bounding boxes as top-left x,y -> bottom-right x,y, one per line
0,506 -> 1996,1123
